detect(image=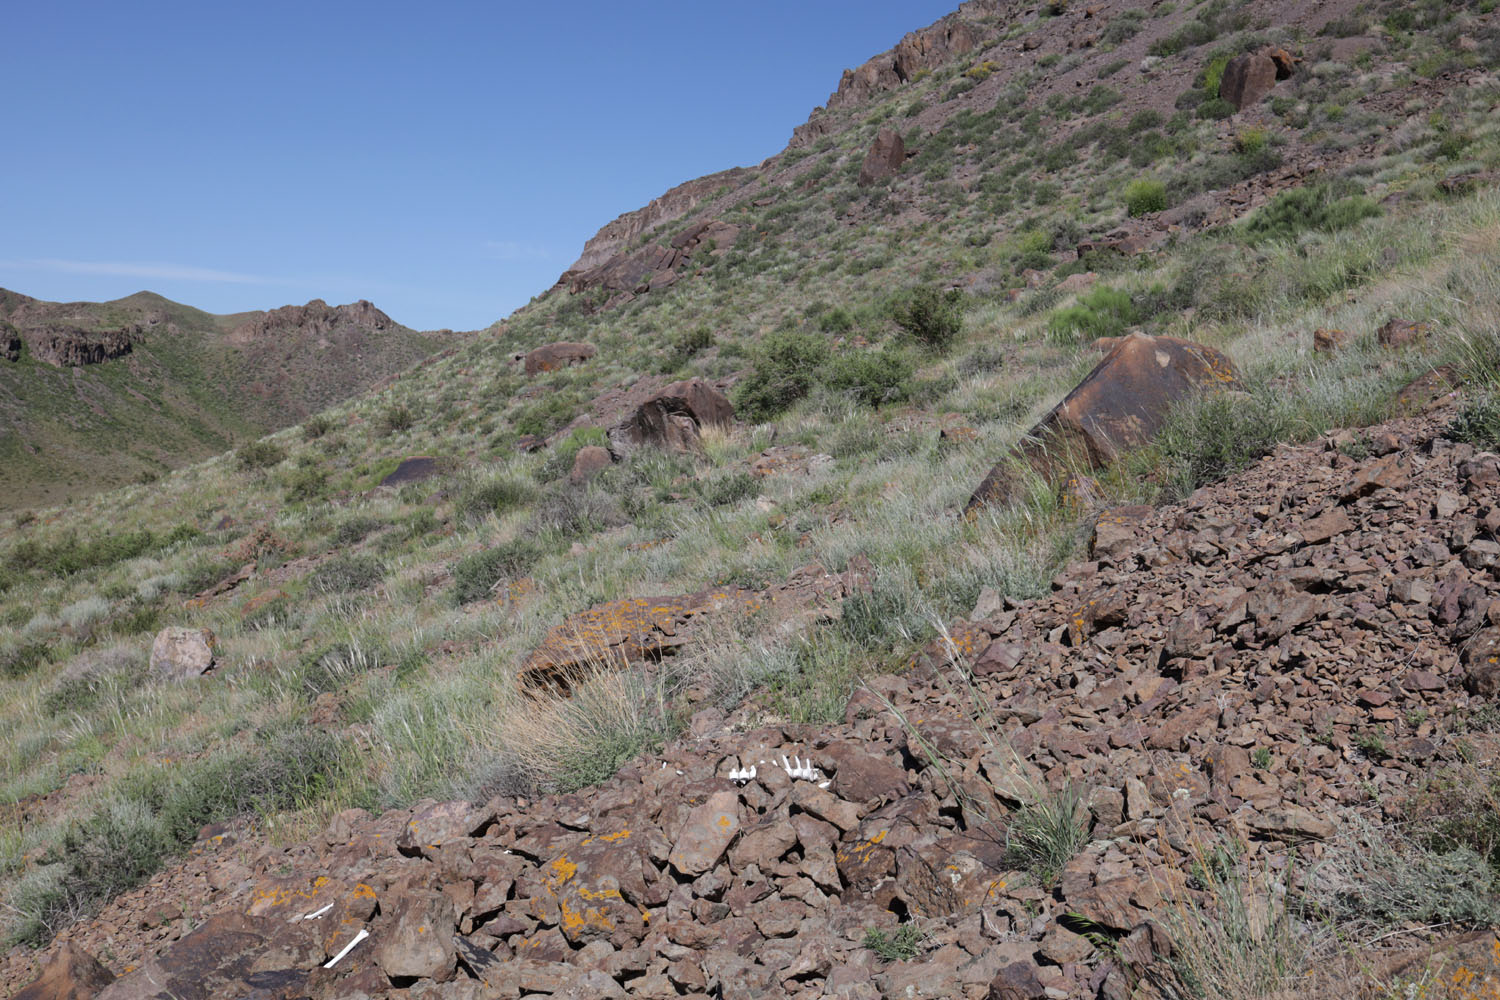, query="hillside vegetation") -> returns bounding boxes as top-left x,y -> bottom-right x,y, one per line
0,290 -> 460,509
4,0 -> 1500,996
